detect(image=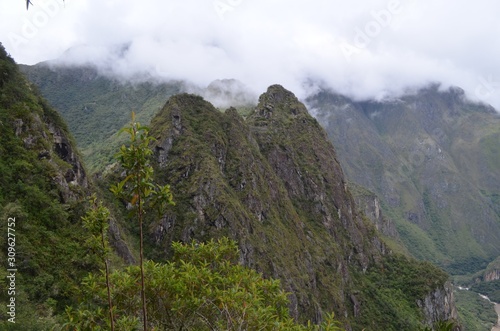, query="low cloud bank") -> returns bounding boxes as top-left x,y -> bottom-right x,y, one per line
2,0 -> 500,109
